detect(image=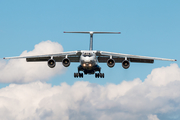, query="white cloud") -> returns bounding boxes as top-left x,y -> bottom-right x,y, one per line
0,40 -> 65,83
145,63 -> 180,87
148,114 -> 160,120
0,64 -> 180,120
